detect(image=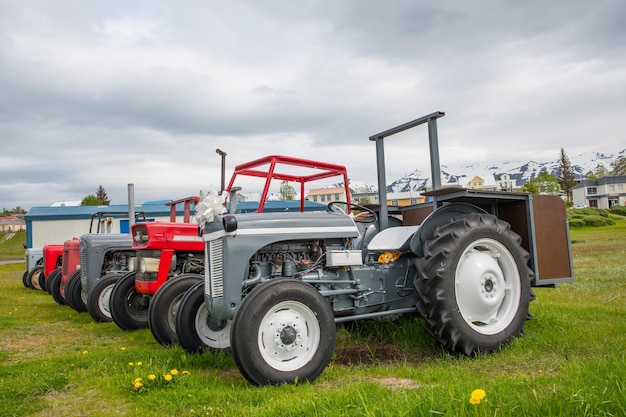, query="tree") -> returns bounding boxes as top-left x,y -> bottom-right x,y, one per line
81,195 -> 103,206
558,148 -> 576,203
522,171 -> 560,195
96,185 -> 111,205
278,181 -> 296,201
611,157 -> 626,175
520,181 -> 539,194
593,164 -> 610,179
